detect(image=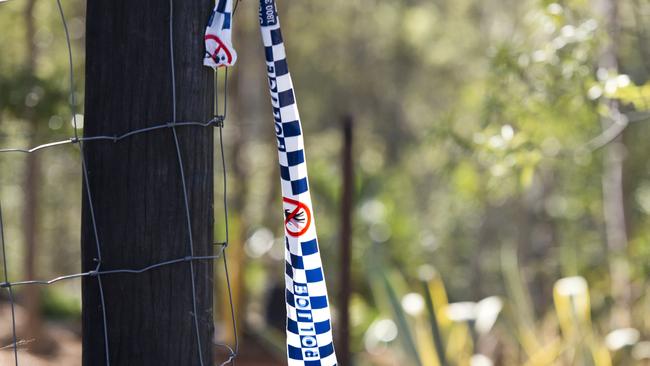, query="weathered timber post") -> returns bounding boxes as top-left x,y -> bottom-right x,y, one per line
82,1 -> 214,364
